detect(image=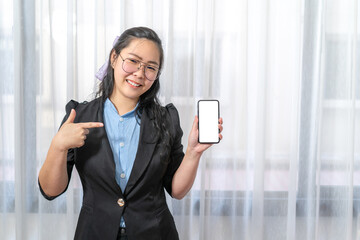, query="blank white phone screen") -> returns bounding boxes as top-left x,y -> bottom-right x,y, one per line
198,100 -> 219,143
